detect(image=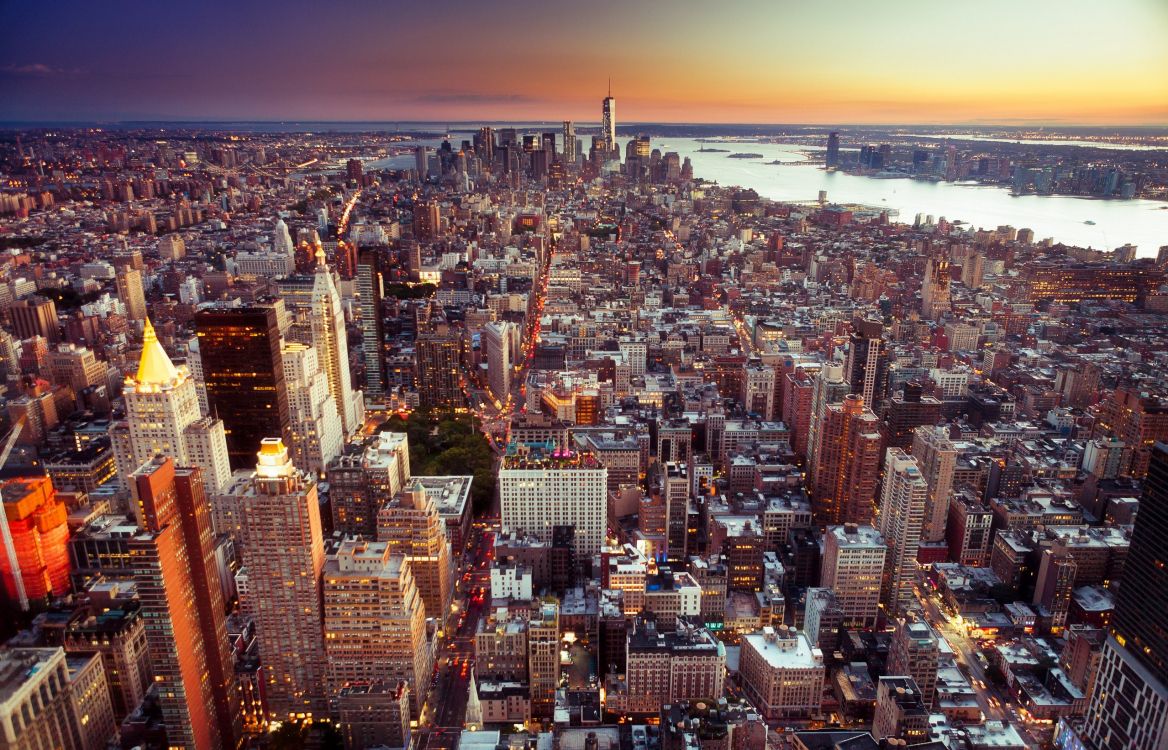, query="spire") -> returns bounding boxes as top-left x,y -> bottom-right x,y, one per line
134,317 -> 180,387
315,243 -> 327,269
